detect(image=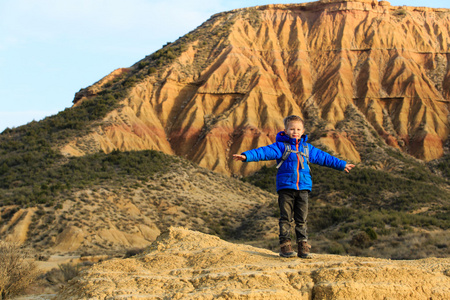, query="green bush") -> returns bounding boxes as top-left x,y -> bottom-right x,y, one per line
350,231 -> 372,248
328,242 -> 346,255
365,227 -> 378,240
393,9 -> 408,18
436,154 -> 450,180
